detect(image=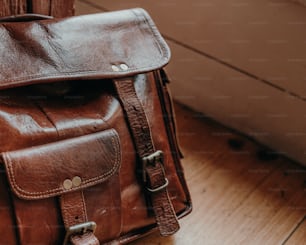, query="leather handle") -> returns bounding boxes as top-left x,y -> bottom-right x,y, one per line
0,14 -> 53,23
